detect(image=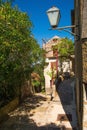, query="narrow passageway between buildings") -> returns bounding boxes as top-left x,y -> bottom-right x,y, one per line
0,78 -> 78,130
